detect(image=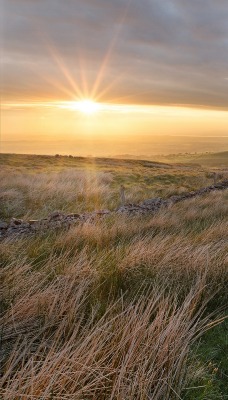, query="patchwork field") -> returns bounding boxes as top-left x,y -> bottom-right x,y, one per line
0,153 -> 228,399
